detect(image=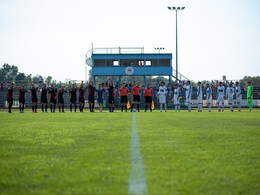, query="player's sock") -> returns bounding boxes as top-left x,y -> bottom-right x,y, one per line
45,105 -> 47,112
125,105 -> 127,112
145,105 -> 147,112
218,103 -> 220,110
35,105 -> 37,112
178,105 -> 180,111
112,107 -> 114,112
19,104 -> 22,112
150,104 -> 152,112
231,105 -> 233,111
175,105 -> 177,111
164,103 -> 167,112
89,104 -> 91,112
92,104 -> 94,112
74,104 -> 77,112
249,102 -> 253,110
22,104 -> 24,111
32,105 -> 34,112
209,104 -> 211,112
82,104 -> 84,112
70,105 -> 72,112
50,104 -> 53,113
160,103 -> 162,112
101,105 -> 103,111
62,105 -> 64,112
59,105 -> 61,112
8,103 -> 11,112
238,103 -> 241,110
121,105 -> 124,112
137,104 -> 140,112
42,104 -> 44,112
188,103 -> 191,112
222,104 -> 224,111
53,105 -> 56,112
